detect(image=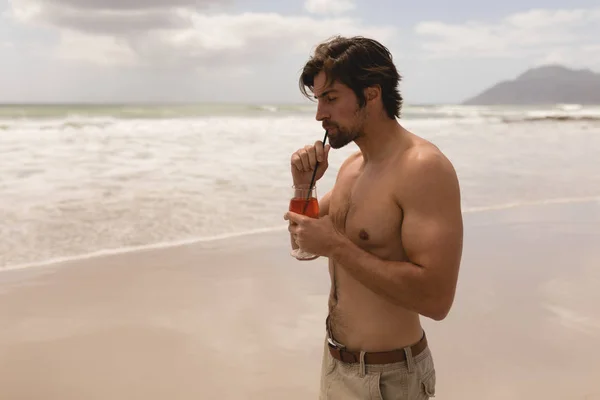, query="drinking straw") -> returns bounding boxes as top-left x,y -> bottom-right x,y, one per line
303,130 -> 329,214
